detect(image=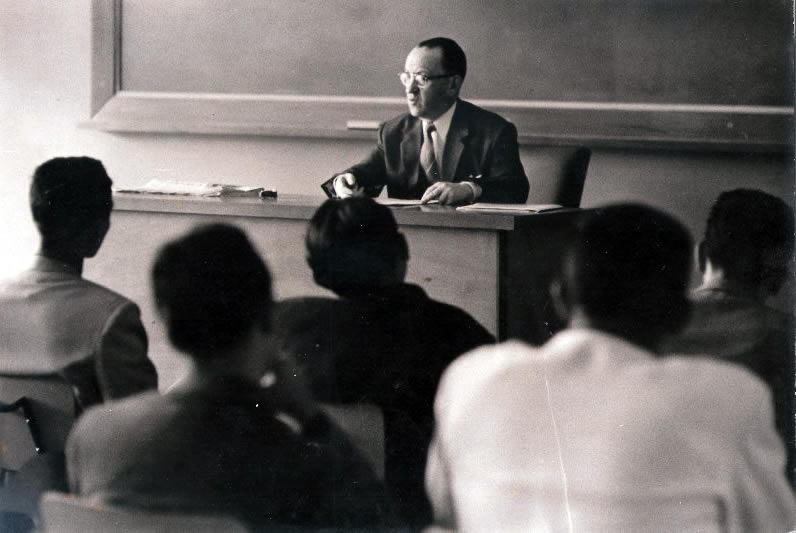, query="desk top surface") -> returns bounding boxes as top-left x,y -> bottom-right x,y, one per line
113,193 -> 580,231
